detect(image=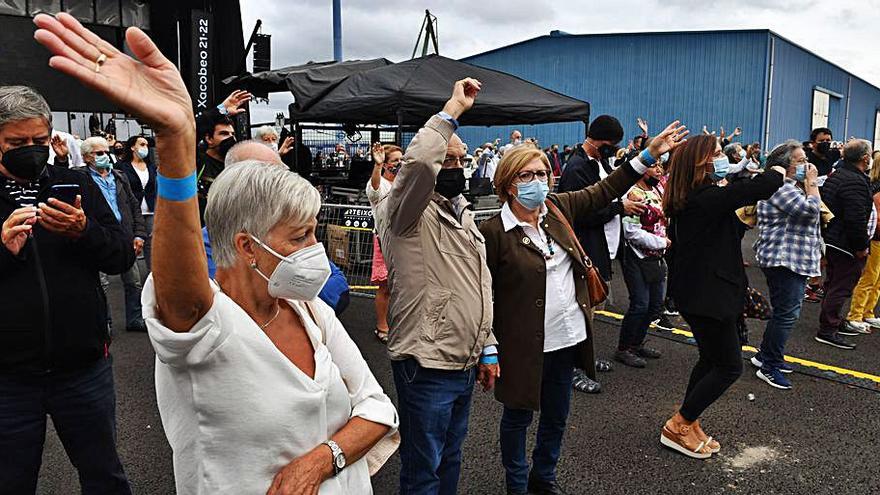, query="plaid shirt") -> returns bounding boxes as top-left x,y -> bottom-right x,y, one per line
753,180 -> 822,277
